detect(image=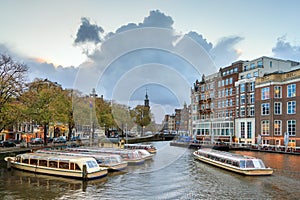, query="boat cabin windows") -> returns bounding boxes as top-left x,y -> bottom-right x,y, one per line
70,162 -> 80,170
22,158 -> 29,164
49,161 -> 58,168
39,160 -> 47,167
59,162 -> 69,169
29,159 -> 38,165
240,160 -> 257,168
